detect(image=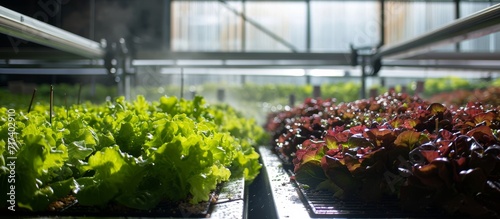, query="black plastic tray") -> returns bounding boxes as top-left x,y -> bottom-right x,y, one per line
1,177 -> 246,218
259,146 -> 451,219
259,146 -> 314,219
